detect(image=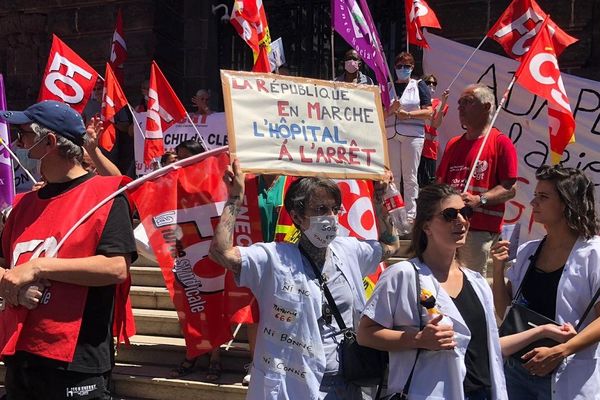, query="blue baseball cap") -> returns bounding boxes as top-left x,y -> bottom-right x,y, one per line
0,100 -> 86,146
